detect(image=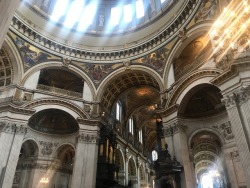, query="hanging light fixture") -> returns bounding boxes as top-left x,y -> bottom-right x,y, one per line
210,0 -> 250,61
40,153 -> 50,184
